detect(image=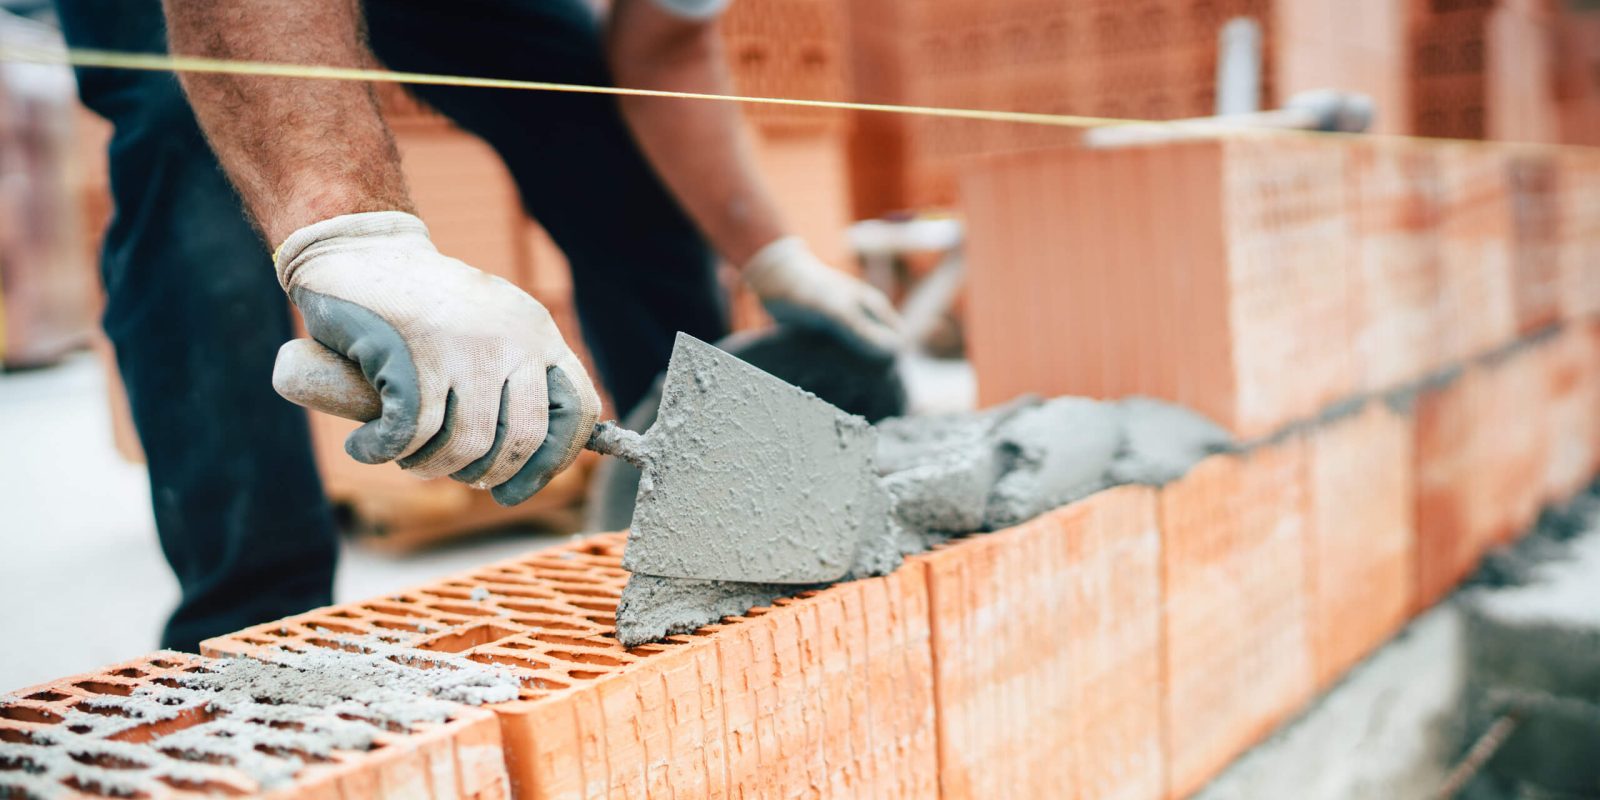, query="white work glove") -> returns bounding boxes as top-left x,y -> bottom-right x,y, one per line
275,211 -> 601,505
743,236 -> 904,356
